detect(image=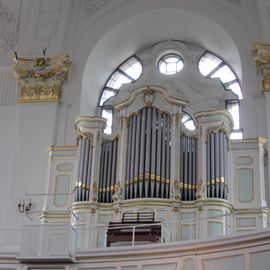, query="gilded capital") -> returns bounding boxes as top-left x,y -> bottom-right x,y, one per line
13,54 -> 69,103
253,42 -> 270,92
